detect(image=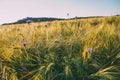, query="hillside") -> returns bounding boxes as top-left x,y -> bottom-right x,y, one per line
0,16 -> 120,80
2,17 -> 64,25
2,16 -> 106,25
